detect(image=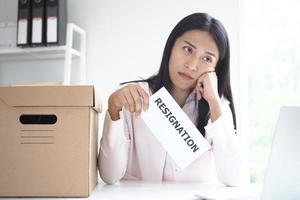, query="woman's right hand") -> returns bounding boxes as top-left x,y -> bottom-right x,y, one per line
108,83 -> 150,121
